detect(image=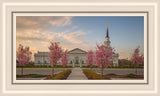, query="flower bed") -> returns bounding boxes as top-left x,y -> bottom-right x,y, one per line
83,69 -> 104,80
47,69 -> 71,80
